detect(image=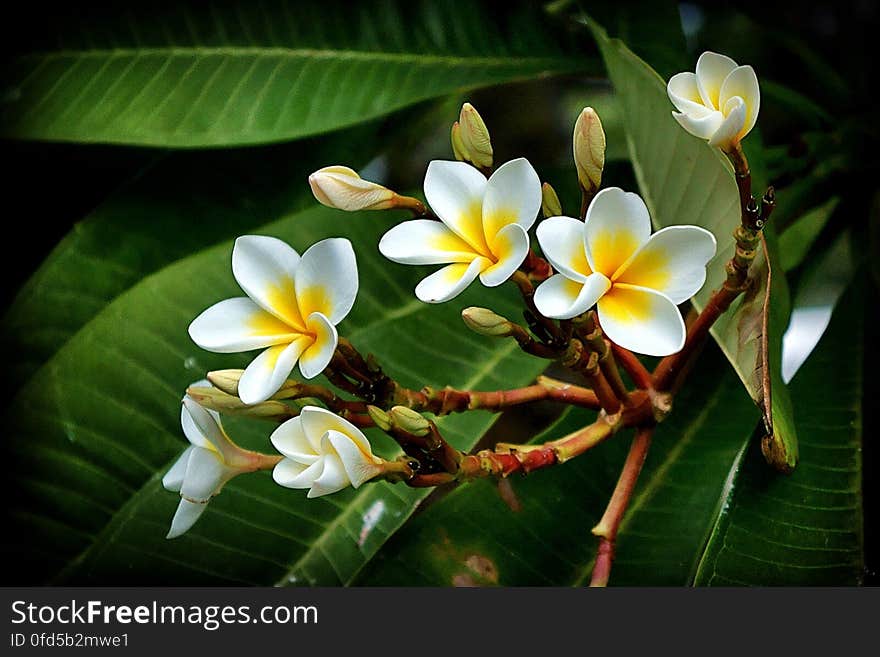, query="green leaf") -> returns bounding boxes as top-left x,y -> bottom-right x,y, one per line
778,197 -> 840,272
1,123 -> 382,384
3,202 -> 549,584
695,283 -> 864,585
1,1 -> 593,147
781,230 -> 857,383
586,19 -> 799,470
355,347 -> 759,586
